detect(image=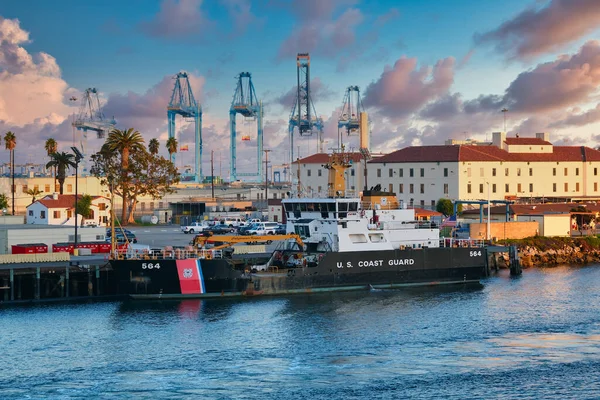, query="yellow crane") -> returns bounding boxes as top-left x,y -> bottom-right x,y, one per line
192,233 -> 304,250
